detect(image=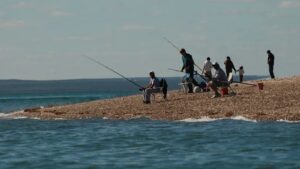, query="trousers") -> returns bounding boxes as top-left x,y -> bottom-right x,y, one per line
269,64 -> 275,79
144,88 -> 161,102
